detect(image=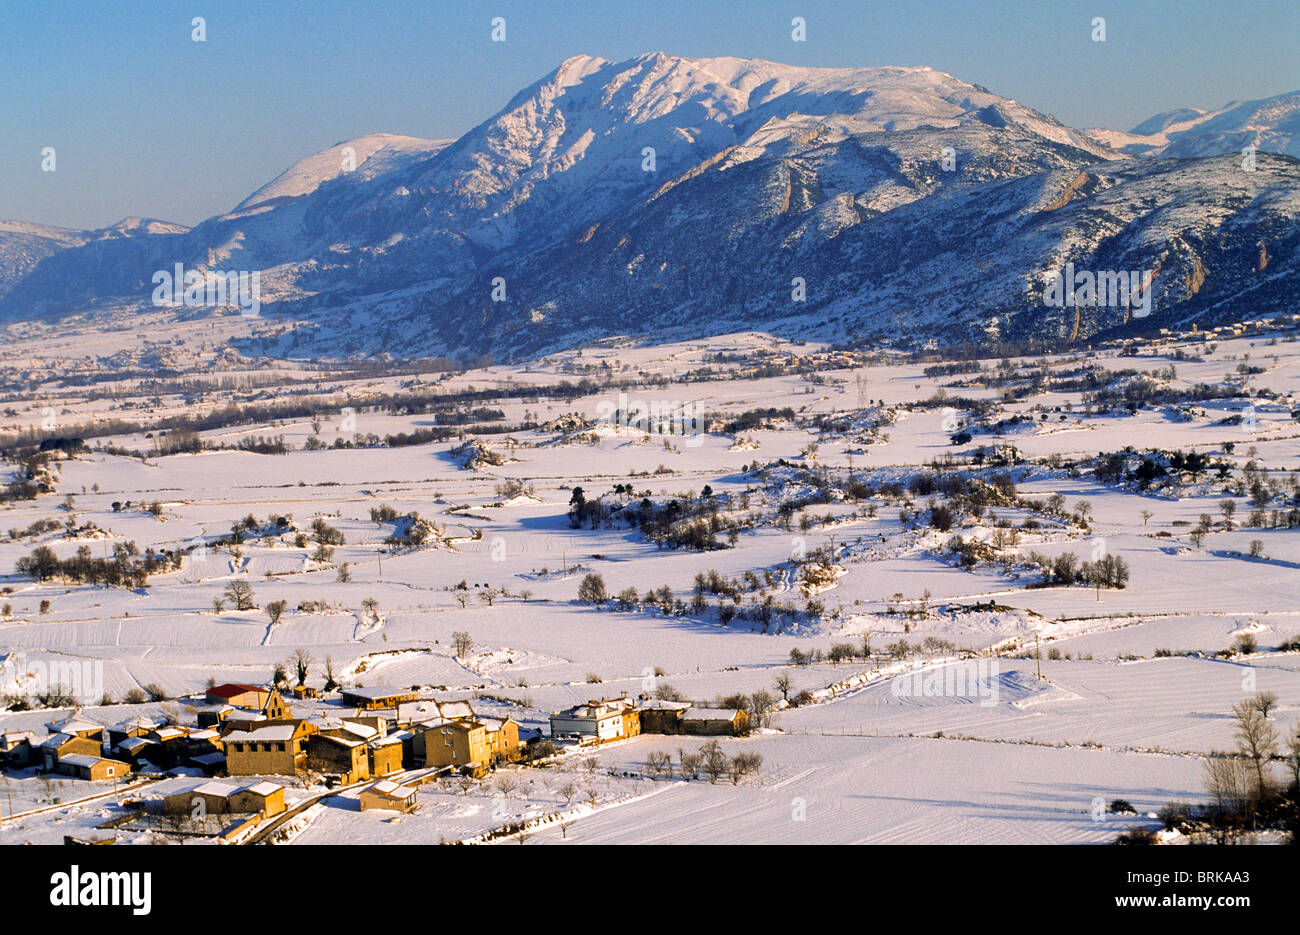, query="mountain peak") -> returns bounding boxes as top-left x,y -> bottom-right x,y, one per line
2,54 -> 1295,357
231,133 -> 453,214
1112,88 -> 1300,158
99,217 -> 189,237
552,53 -> 611,86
